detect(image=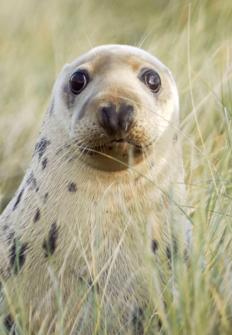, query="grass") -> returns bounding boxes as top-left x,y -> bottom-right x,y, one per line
0,0 -> 232,334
